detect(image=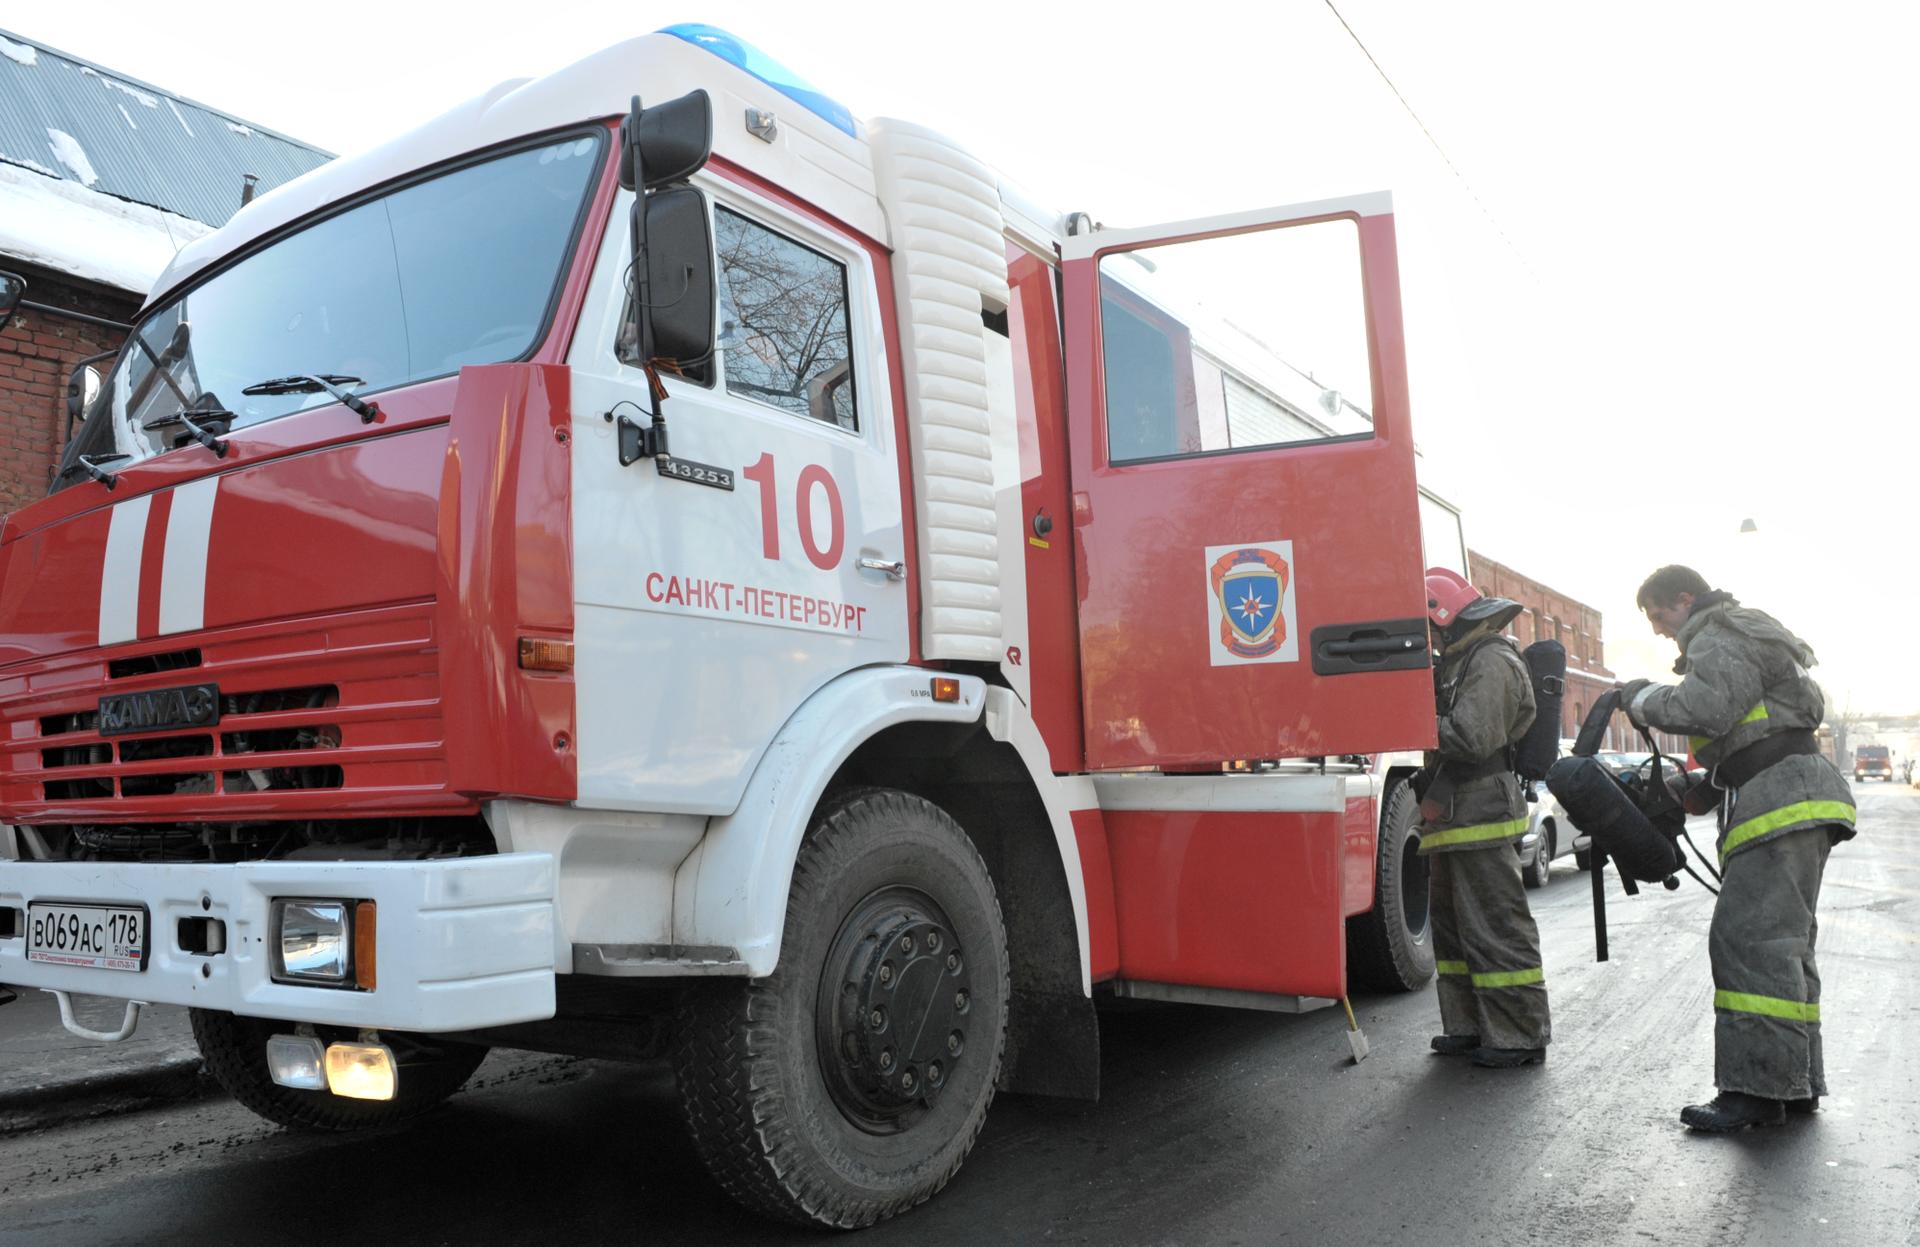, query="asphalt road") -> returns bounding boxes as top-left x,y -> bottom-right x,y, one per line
3,786 -> 1915,1246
